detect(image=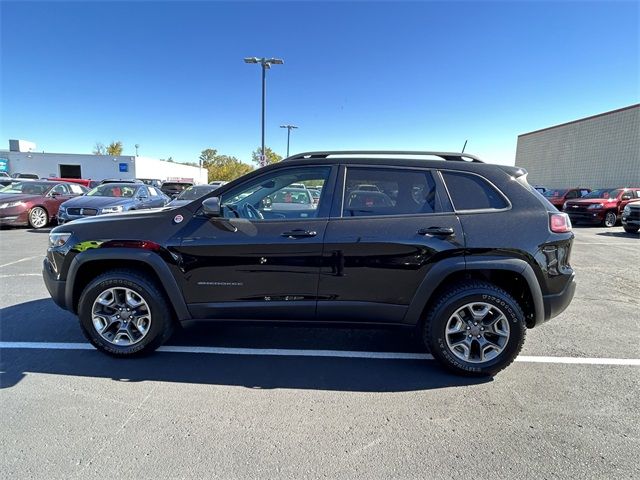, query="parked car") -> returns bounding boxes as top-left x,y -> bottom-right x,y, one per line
0,180 -> 87,228
263,187 -> 316,213
47,177 -> 100,189
138,178 -> 163,188
621,201 -> 640,233
58,183 -> 169,224
168,184 -> 219,207
43,150 -> 576,377
208,180 -> 228,189
11,173 -> 39,180
533,185 -> 548,194
160,181 -> 193,199
564,188 -> 640,227
543,188 -> 591,210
